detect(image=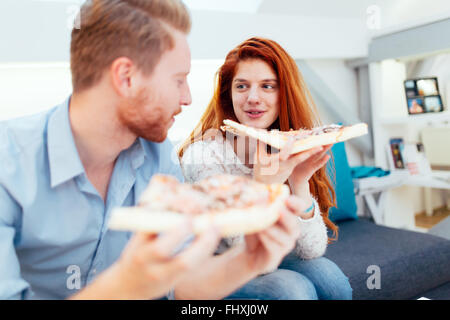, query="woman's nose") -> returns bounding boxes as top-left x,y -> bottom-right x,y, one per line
247,87 -> 260,105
